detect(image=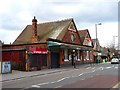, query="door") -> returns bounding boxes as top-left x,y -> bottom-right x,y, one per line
29,54 -> 41,69
51,52 -> 60,68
